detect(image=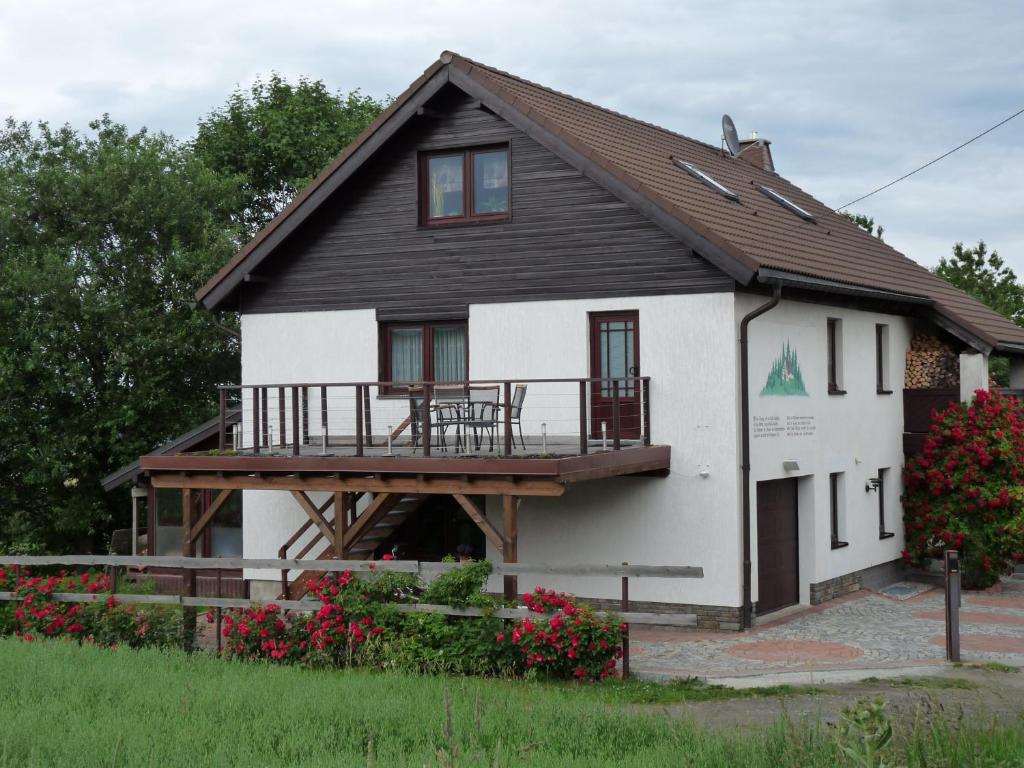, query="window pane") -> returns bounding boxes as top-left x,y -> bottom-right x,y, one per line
428,155 -> 464,218
391,328 -> 423,382
432,326 -> 467,382
473,150 -> 508,214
